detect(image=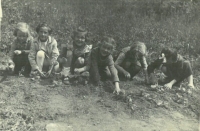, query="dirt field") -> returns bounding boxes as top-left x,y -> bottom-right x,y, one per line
0,57 -> 199,131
